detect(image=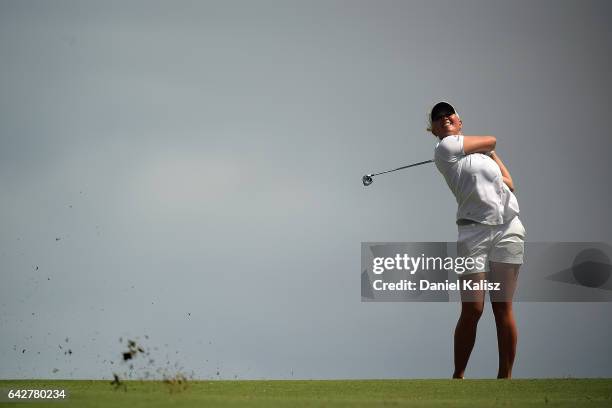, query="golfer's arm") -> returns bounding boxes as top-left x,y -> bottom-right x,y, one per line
489,151 -> 514,192
462,135 -> 496,155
